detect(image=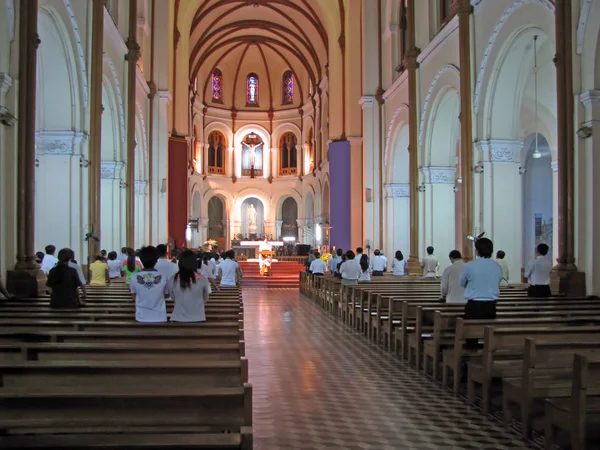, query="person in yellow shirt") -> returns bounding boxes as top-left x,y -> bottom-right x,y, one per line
89,255 -> 110,286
